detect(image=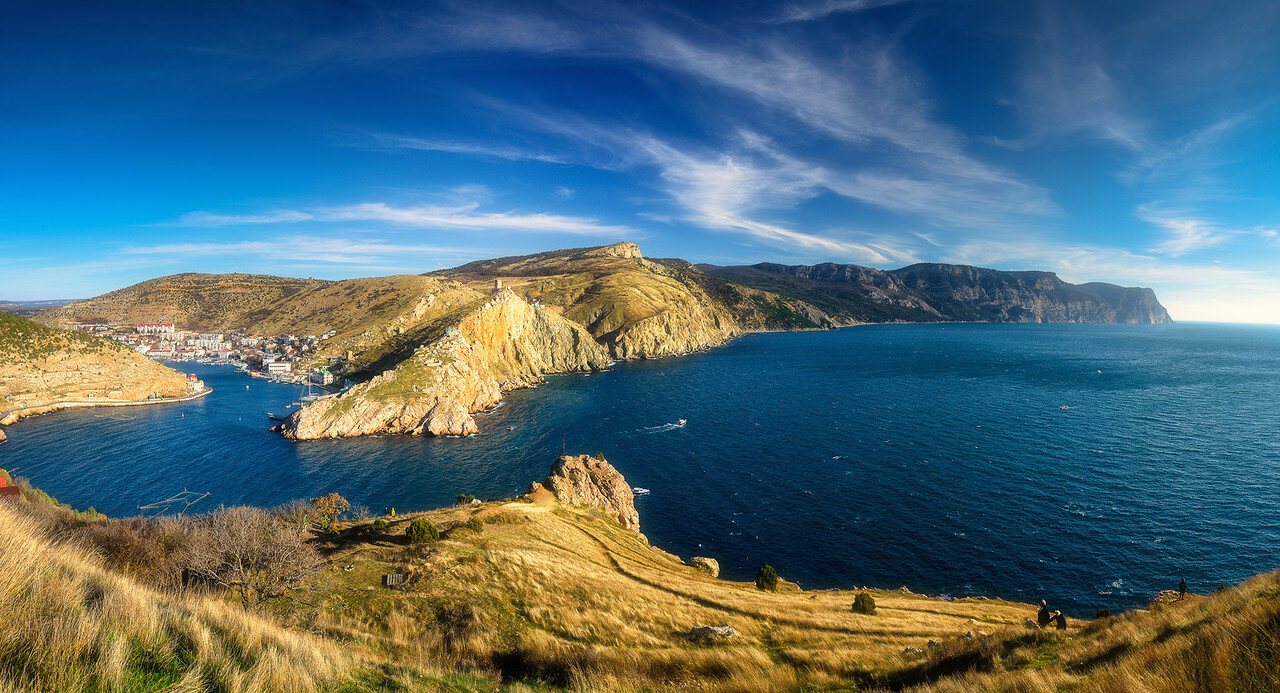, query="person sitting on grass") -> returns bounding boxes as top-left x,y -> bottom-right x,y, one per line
1037,600 -> 1052,627
1054,611 -> 1067,630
